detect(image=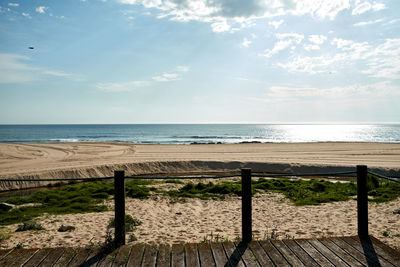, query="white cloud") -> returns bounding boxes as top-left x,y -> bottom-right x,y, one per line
353,19 -> 383,26
261,33 -> 304,58
21,12 -> 31,18
8,3 -> 19,7
268,19 -> 284,29
352,1 -> 386,15
116,0 -> 354,32
152,65 -> 189,82
309,34 -> 327,45
95,81 -> 150,92
303,44 -> 321,51
242,38 -> 251,48
35,6 -> 48,14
